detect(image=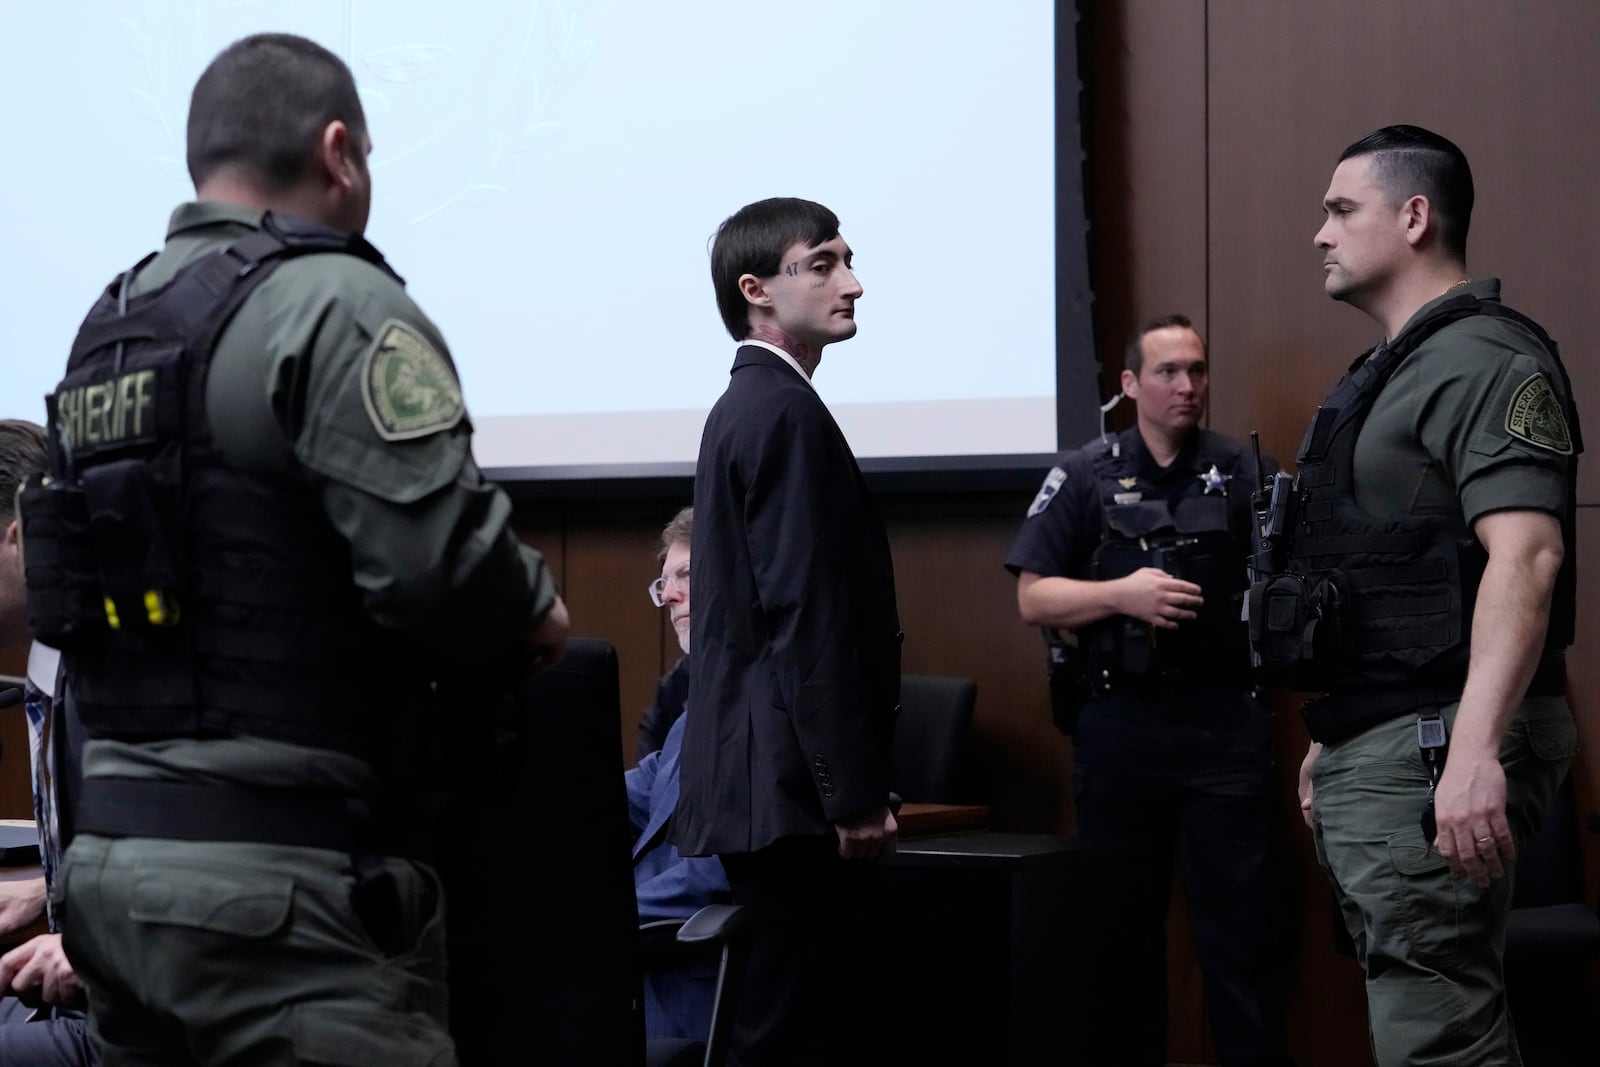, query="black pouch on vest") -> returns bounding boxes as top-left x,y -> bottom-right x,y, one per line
1248,571 -> 1351,687
17,473 -> 108,650
82,459 -> 183,632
